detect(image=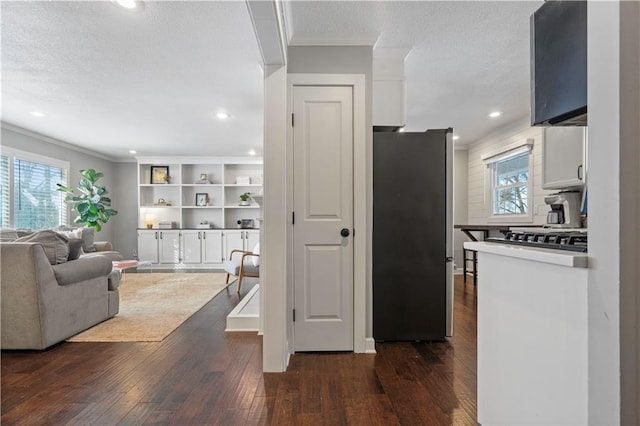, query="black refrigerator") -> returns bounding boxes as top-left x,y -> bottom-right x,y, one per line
373,128 -> 454,341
